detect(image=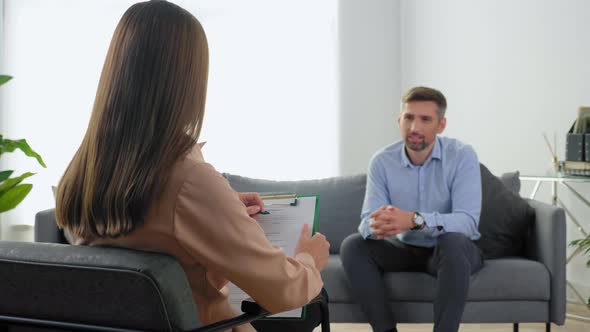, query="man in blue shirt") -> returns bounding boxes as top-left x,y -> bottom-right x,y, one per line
340,87 -> 483,332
